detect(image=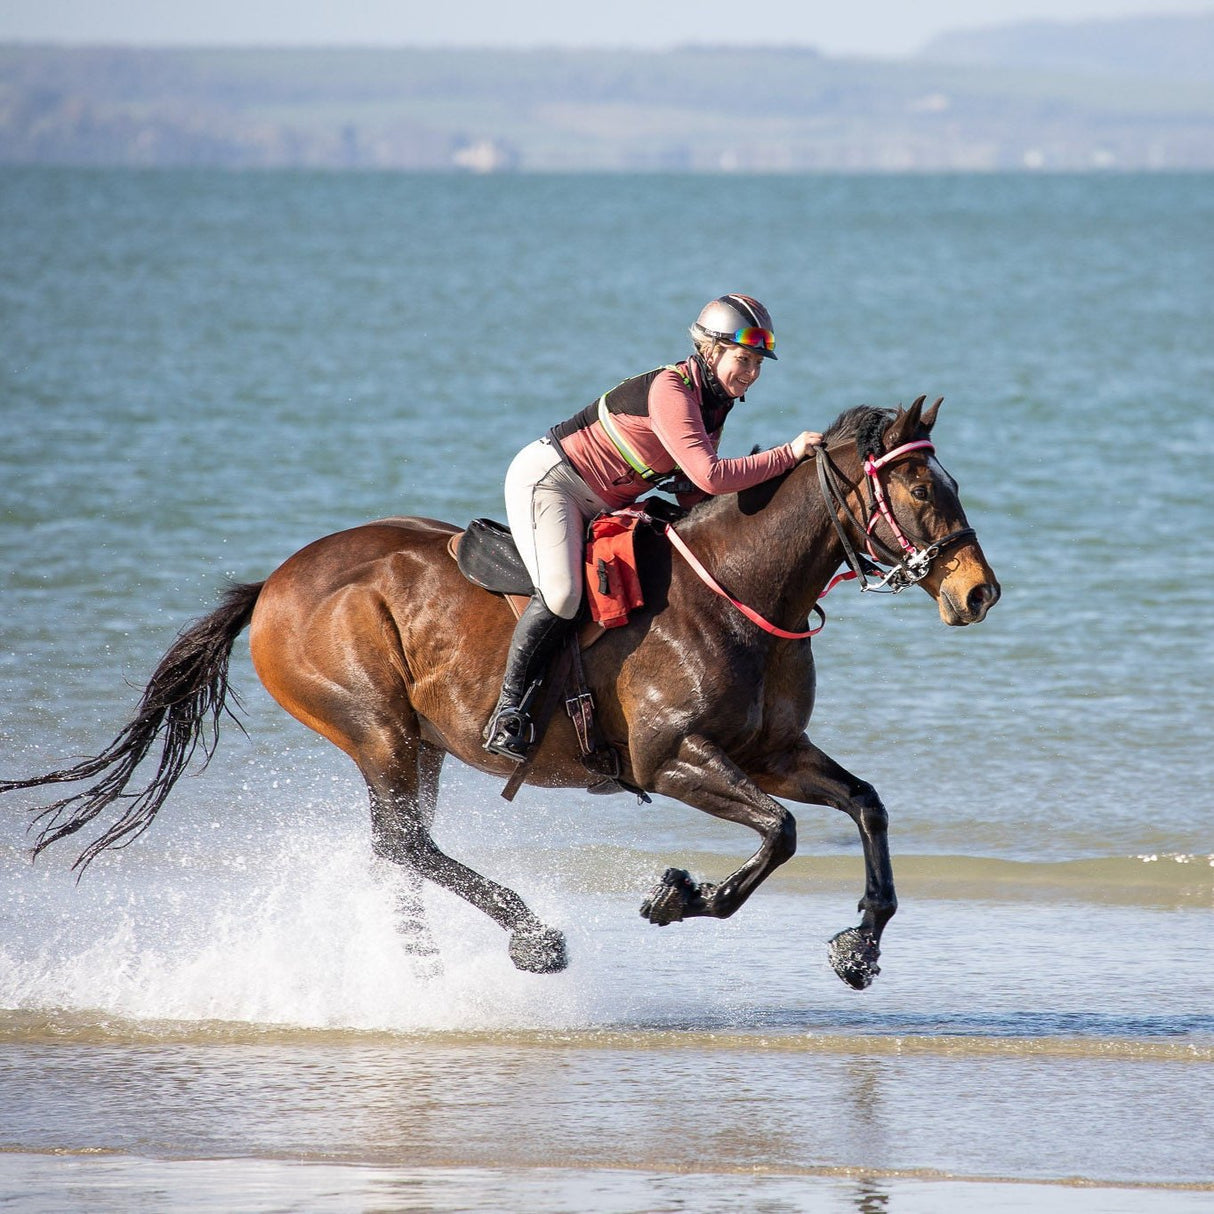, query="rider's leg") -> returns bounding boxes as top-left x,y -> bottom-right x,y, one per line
484,594 -> 573,761
484,438 -> 605,762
